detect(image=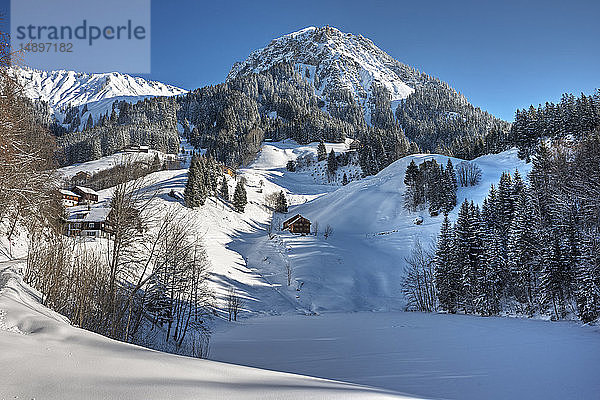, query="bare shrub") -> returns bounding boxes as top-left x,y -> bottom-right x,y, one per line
264,192 -> 279,210
456,161 -> 482,187
26,201 -> 214,352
